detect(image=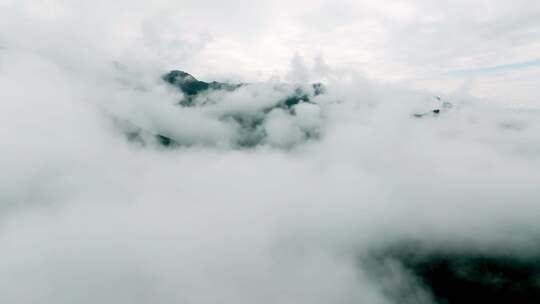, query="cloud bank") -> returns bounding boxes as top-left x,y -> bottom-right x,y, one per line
1,1 -> 540,303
